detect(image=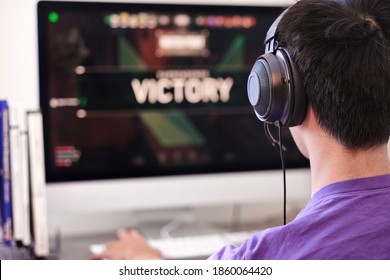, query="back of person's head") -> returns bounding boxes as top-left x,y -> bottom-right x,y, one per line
277,0 -> 390,150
